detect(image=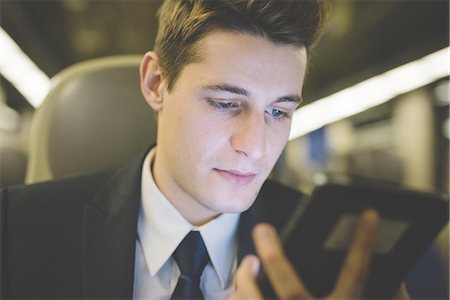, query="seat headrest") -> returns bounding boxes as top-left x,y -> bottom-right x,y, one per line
26,55 -> 156,183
